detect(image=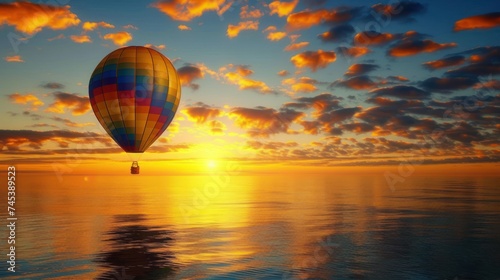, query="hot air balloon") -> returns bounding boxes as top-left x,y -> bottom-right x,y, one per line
88,46 -> 181,174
